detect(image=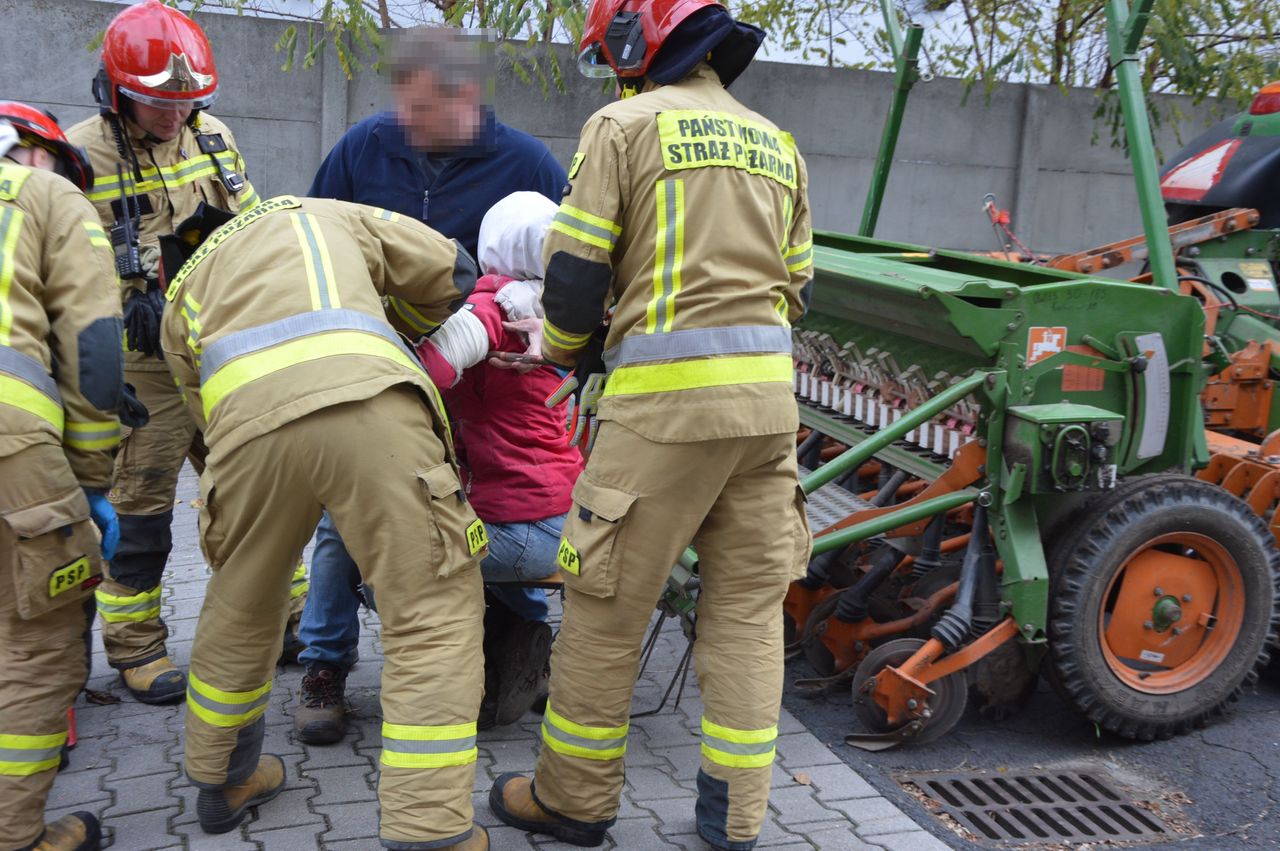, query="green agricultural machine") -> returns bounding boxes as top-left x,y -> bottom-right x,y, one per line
774,0 -> 1280,747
